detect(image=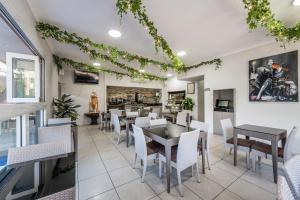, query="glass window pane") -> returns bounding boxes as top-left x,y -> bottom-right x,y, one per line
12,58 -> 35,99
0,118 -> 17,170
29,111 -> 41,145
